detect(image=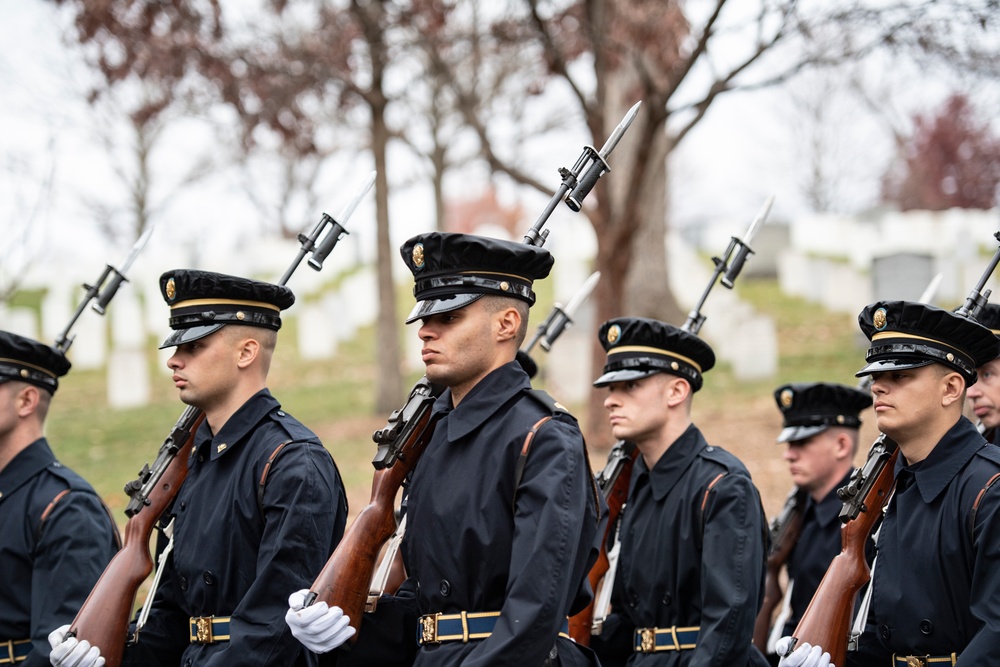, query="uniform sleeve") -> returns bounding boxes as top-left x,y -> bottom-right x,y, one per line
462,417 -> 595,666
26,490 -> 117,667
958,481 -> 1000,665
695,472 -> 767,667
202,441 -> 346,667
